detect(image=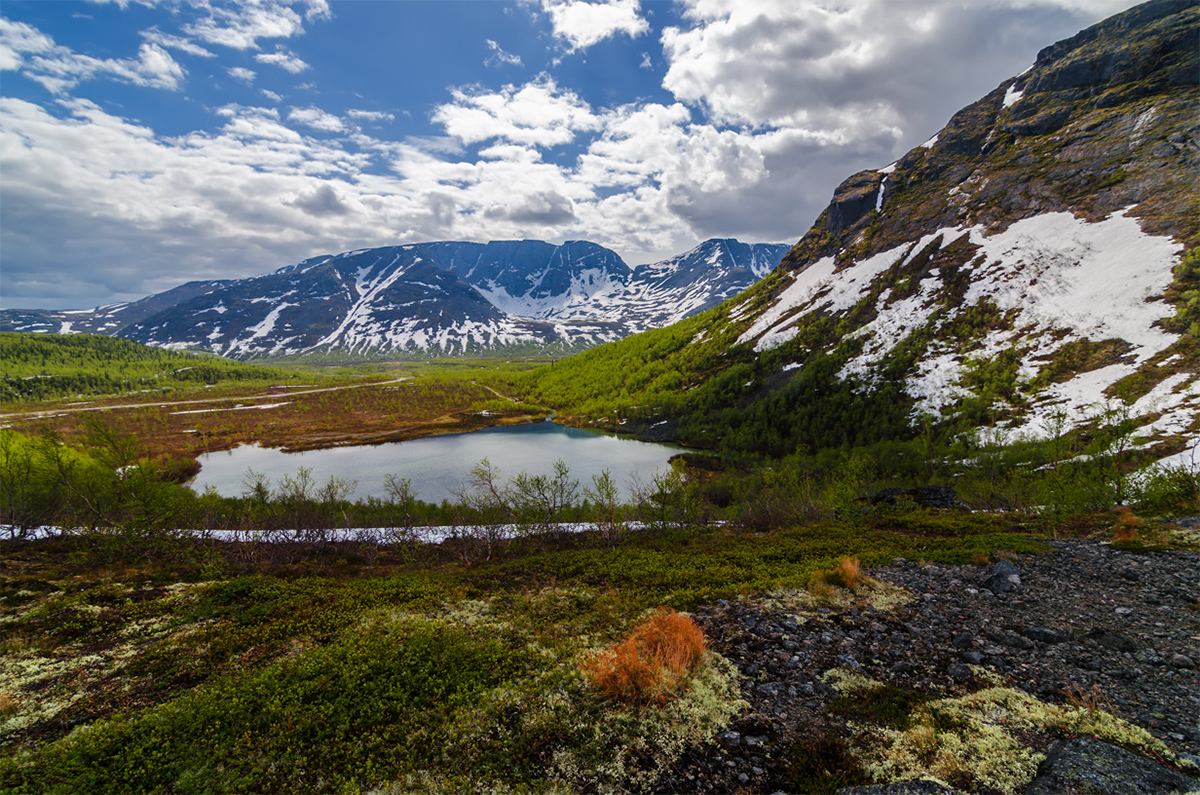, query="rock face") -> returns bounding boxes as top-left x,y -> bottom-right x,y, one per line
1,238 -> 788,359
1025,738 -> 1200,794
693,0 -> 1198,458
